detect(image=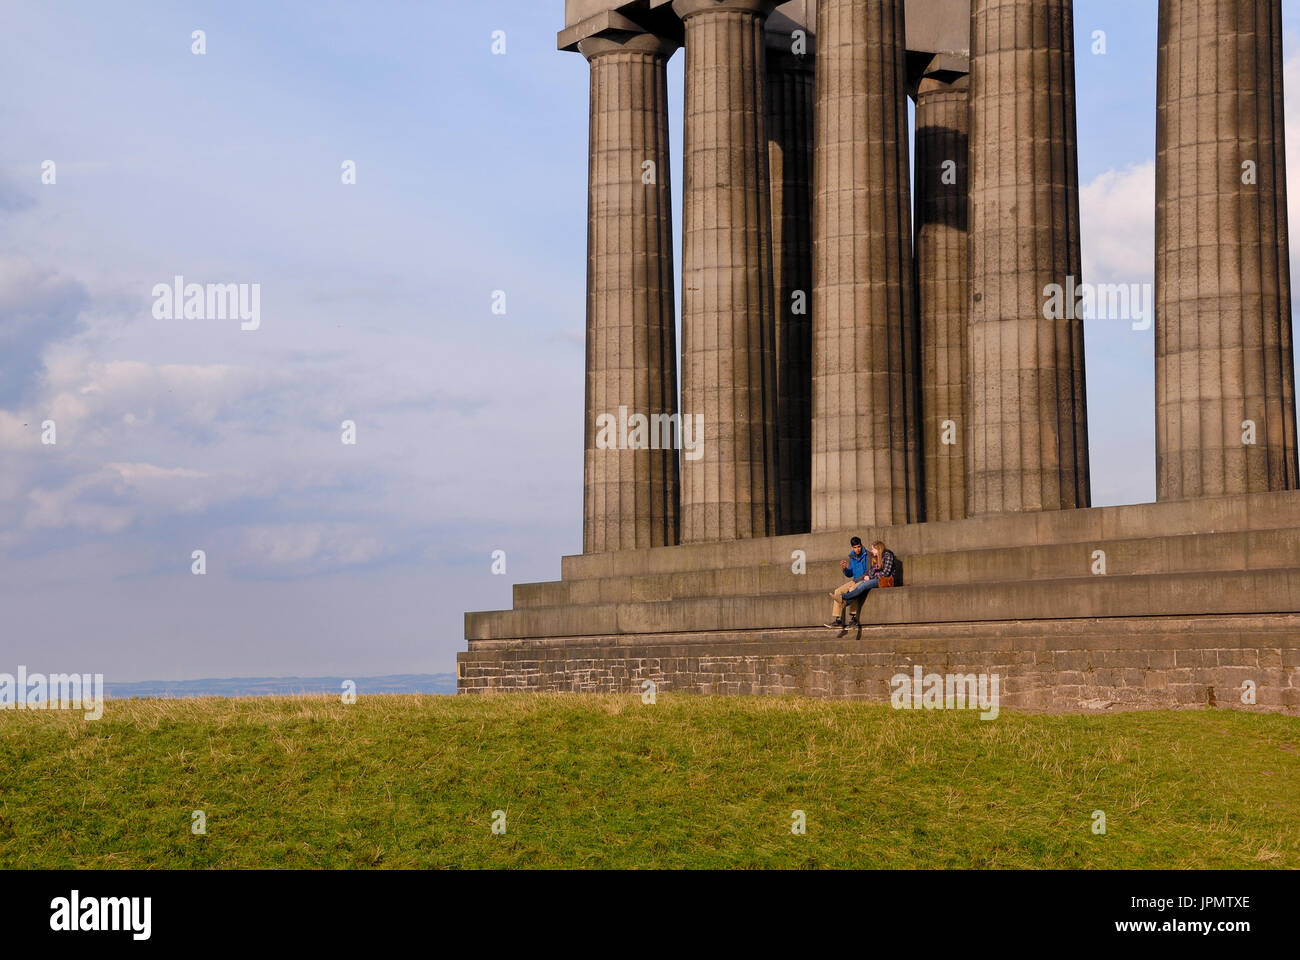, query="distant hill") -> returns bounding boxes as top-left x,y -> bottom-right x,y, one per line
104,673 -> 457,699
